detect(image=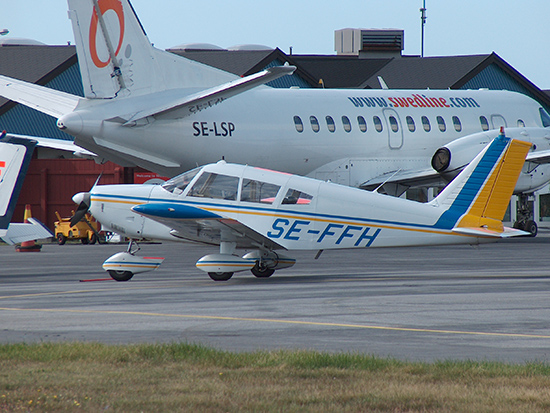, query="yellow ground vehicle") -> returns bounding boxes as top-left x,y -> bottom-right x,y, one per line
54,211 -> 101,245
